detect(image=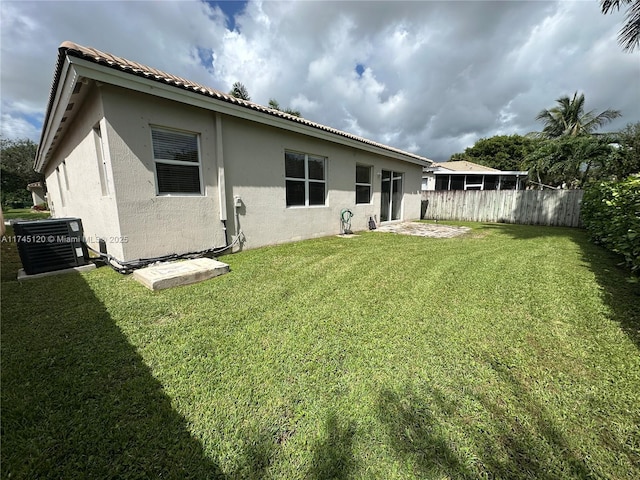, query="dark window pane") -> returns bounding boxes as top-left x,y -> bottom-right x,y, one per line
435,175 -> 449,190
156,163 -> 201,194
381,170 -> 391,221
450,176 -> 464,190
356,185 -> 371,204
308,182 -> 325,205
484,176 -> 498,190
152,130 -> 198,163
285,152 -> 305,178
286,180 -> 305,206
466,175 -> 483,185
392,175 -> 403,220
501,177 -> 517,190
356,165 -> 371,184
308,156 -> 325,180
